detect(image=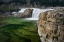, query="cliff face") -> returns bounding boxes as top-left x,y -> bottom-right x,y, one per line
37,8 -> 64,42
